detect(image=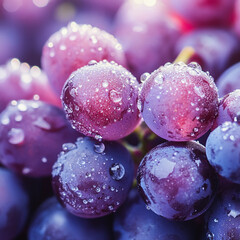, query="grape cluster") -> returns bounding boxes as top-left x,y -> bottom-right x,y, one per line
0,0 -> 240,239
